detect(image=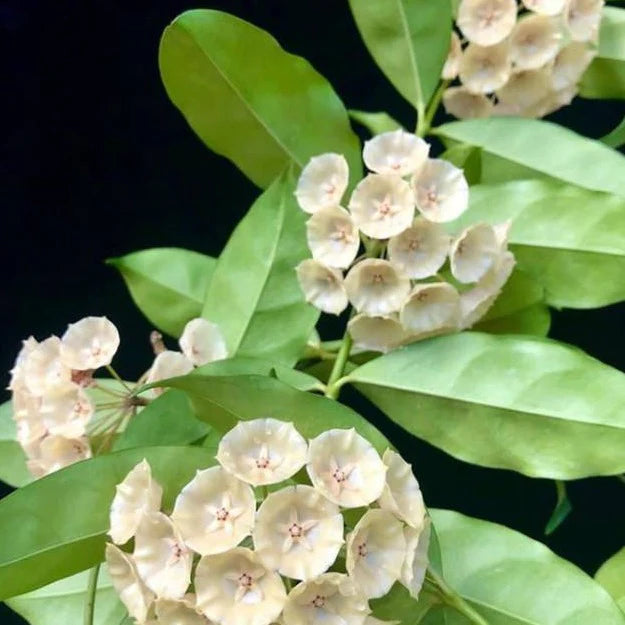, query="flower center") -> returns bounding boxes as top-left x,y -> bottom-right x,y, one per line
357,541 -> 368,558
311,594 -> 326,609
371,272 -> 385,284
332,467 -> 348,483
216,507 -> 230,521
408,237 -> 421,251
238,572 -> 253,589
323,182 -> 337,198
288,522 -> 304,538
